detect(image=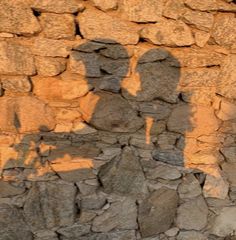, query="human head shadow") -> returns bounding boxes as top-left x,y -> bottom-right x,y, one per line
2,39 -> 193,184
